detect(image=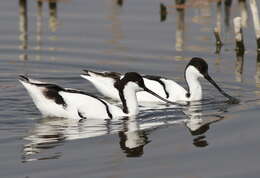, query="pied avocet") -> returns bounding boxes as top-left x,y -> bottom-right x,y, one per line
19,72 -> 174,120
81,57 -> 238,104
